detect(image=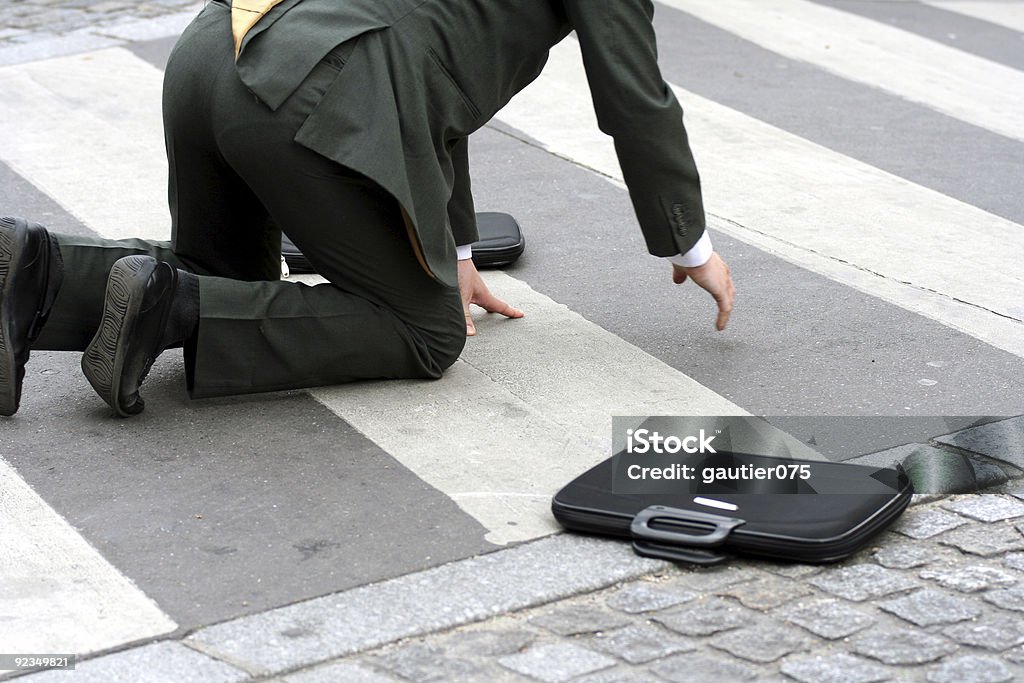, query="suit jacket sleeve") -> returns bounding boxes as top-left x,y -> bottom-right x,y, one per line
447,136 -> 479,246
562,0 -> 706,257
